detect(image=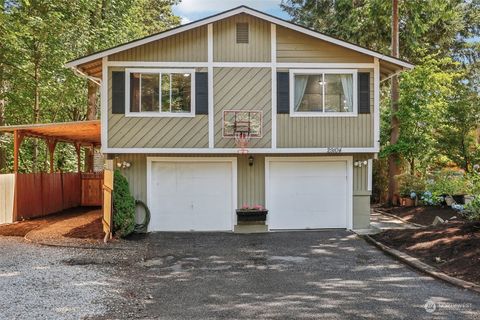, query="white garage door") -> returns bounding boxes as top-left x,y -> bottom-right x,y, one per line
149,160 -> 233,231
267,160 -> 349,229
